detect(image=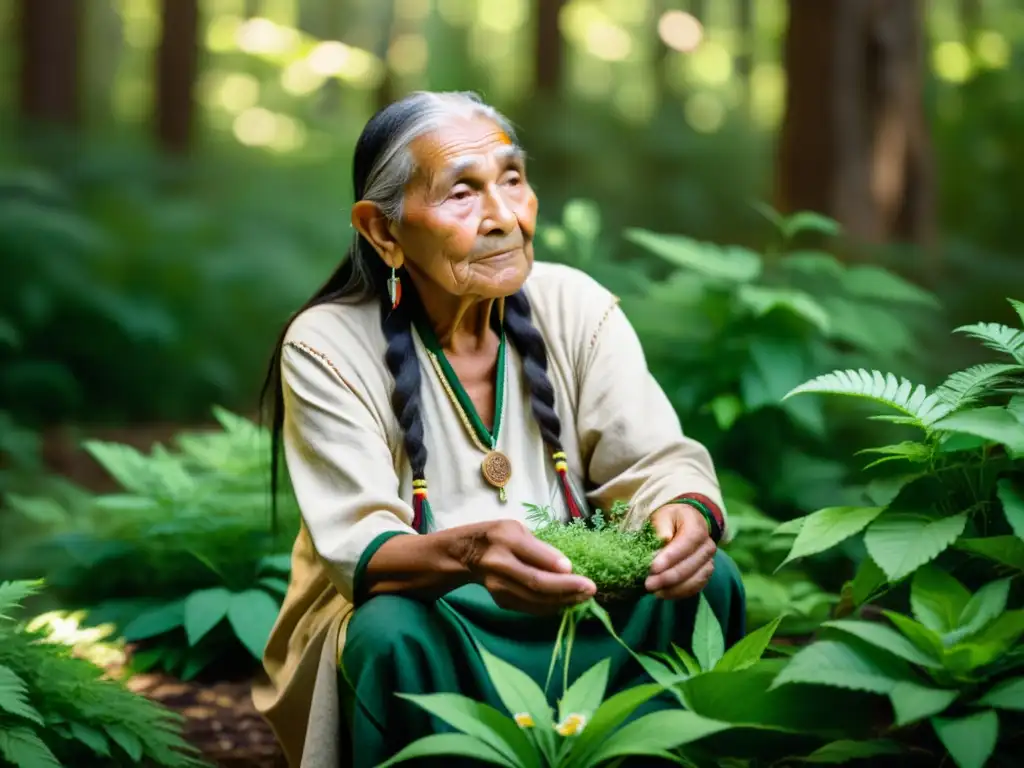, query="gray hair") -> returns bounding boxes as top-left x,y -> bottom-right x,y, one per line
344,91 -> 518,299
